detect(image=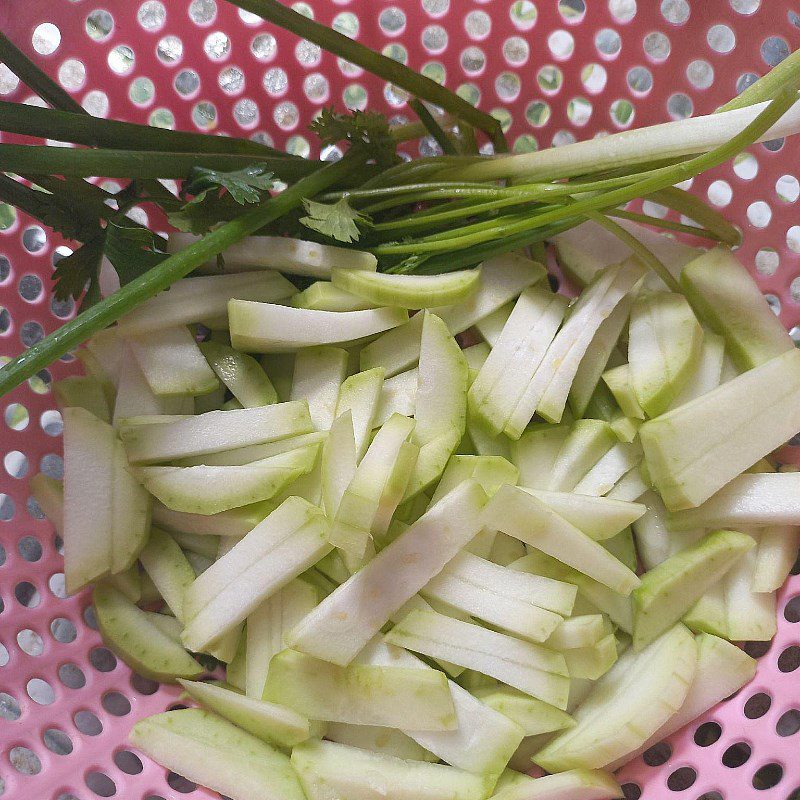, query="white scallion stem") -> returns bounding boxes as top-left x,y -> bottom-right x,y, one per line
445,94 -> 800,183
